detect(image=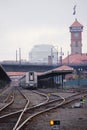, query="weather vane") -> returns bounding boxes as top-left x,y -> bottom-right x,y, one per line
73,5 -> 77,15
73,4 -> 77,20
